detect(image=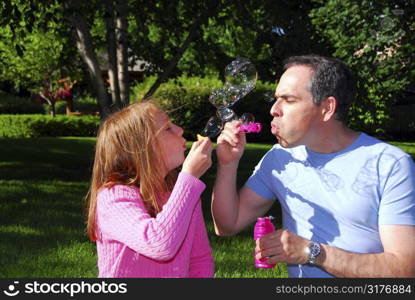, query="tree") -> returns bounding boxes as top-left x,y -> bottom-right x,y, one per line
32,77 -> 76,117
102,0 -> 121,107
63,0 -> 112,118
310,0 -> 415,134
0,25 -> 66,91
0,1 -> 81,118
140,0 -> 234,99
131,0 -> 329,99
1,0 -> 329,118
